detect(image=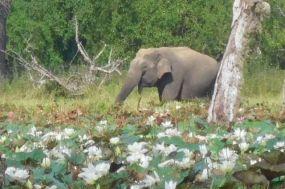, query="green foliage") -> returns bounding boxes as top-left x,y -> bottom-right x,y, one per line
259,0 -> 285,69
7,0 -> 284,71
1,117 -> 285,188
